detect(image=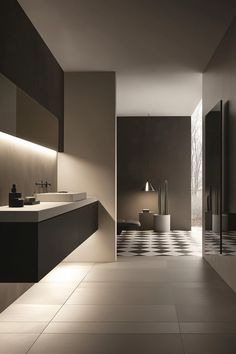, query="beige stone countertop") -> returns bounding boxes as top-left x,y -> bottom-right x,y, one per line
0,197 -> 98,222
